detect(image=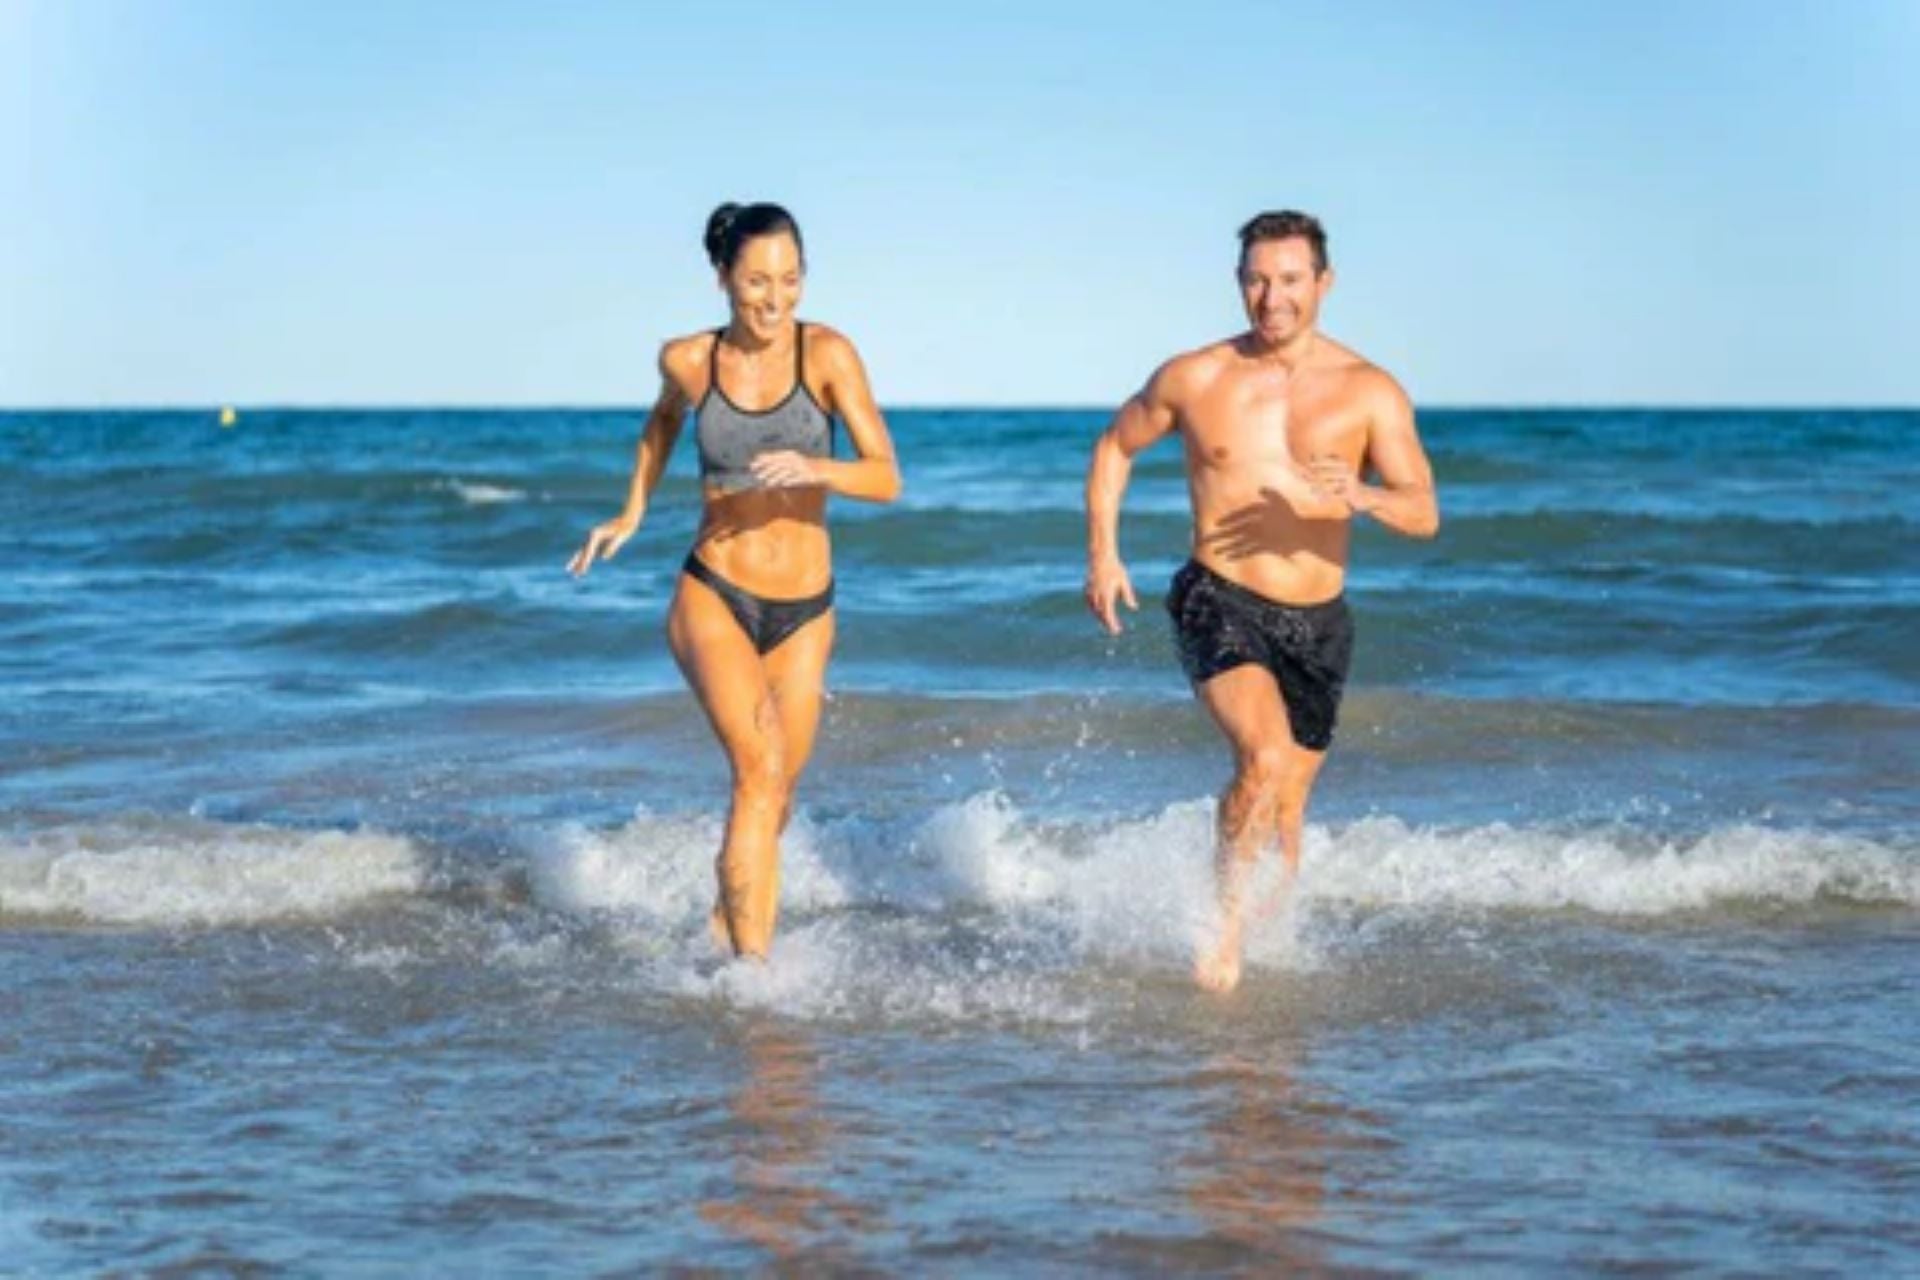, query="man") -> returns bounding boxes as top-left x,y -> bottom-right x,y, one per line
1084,210 -> 1438,992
